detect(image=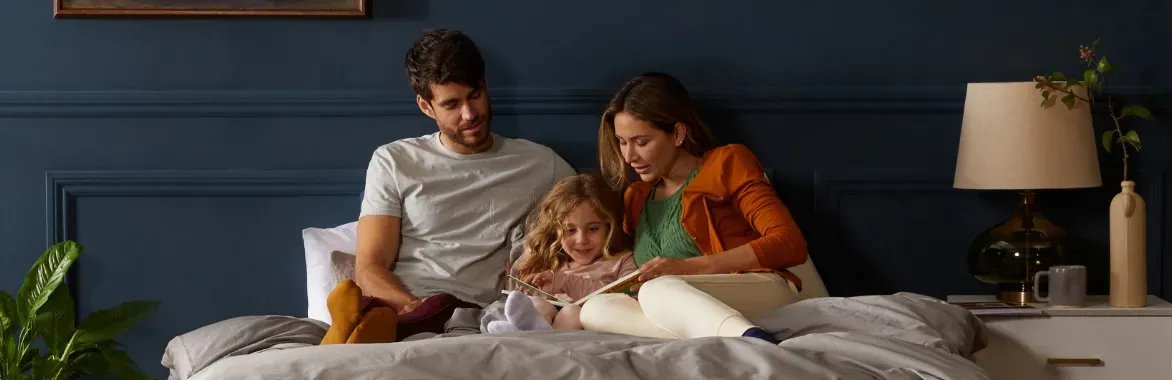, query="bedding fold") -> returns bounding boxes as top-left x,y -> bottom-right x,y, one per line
168,293 -> 990,380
